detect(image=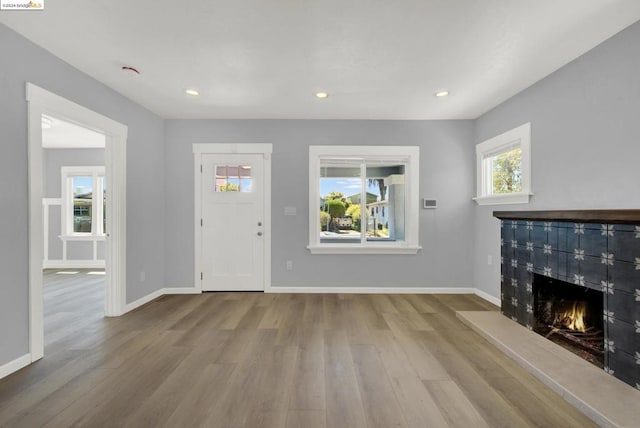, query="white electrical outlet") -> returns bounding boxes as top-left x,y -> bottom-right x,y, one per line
487,255 -> 493,265
286,260 -> 293,271
139,271 -> 146,282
